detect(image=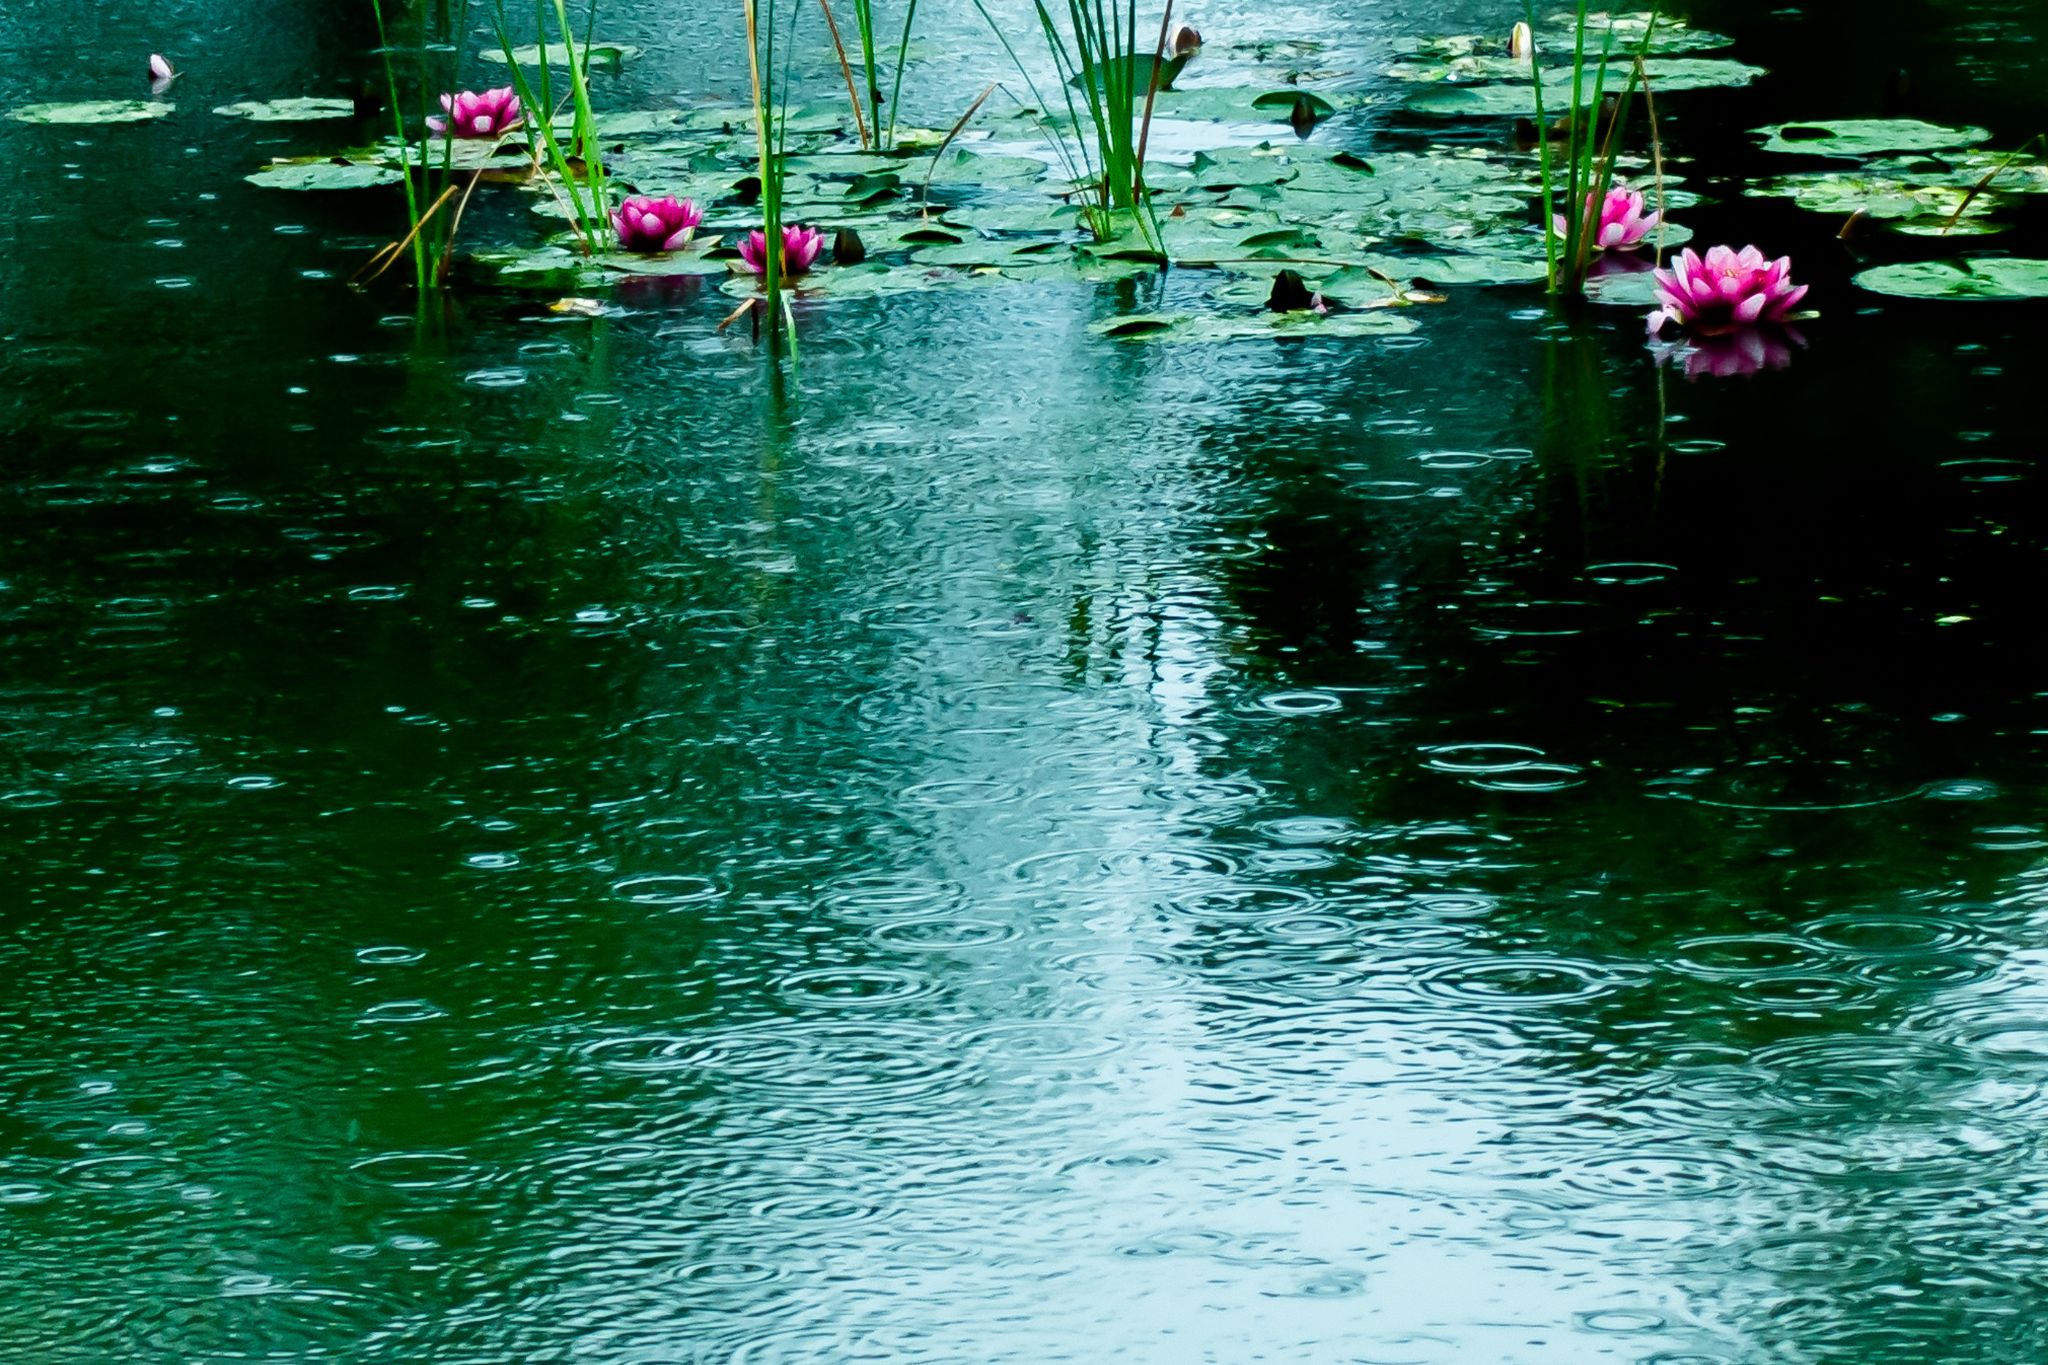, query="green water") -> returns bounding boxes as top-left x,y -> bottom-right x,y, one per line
4,0 -> 2048,1360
